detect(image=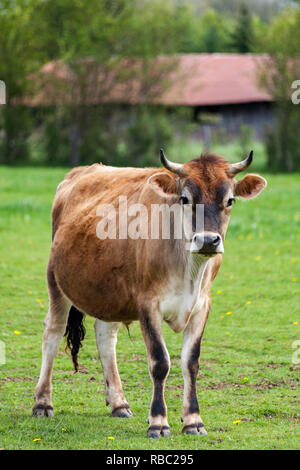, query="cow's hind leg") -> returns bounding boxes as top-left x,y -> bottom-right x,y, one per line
33,267 -> 70,417
139,309 -> 171,438
95,319 -> 133,418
